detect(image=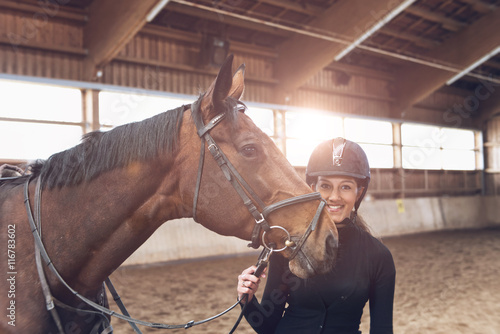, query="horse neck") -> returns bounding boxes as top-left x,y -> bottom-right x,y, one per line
41,159 -> 183,291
